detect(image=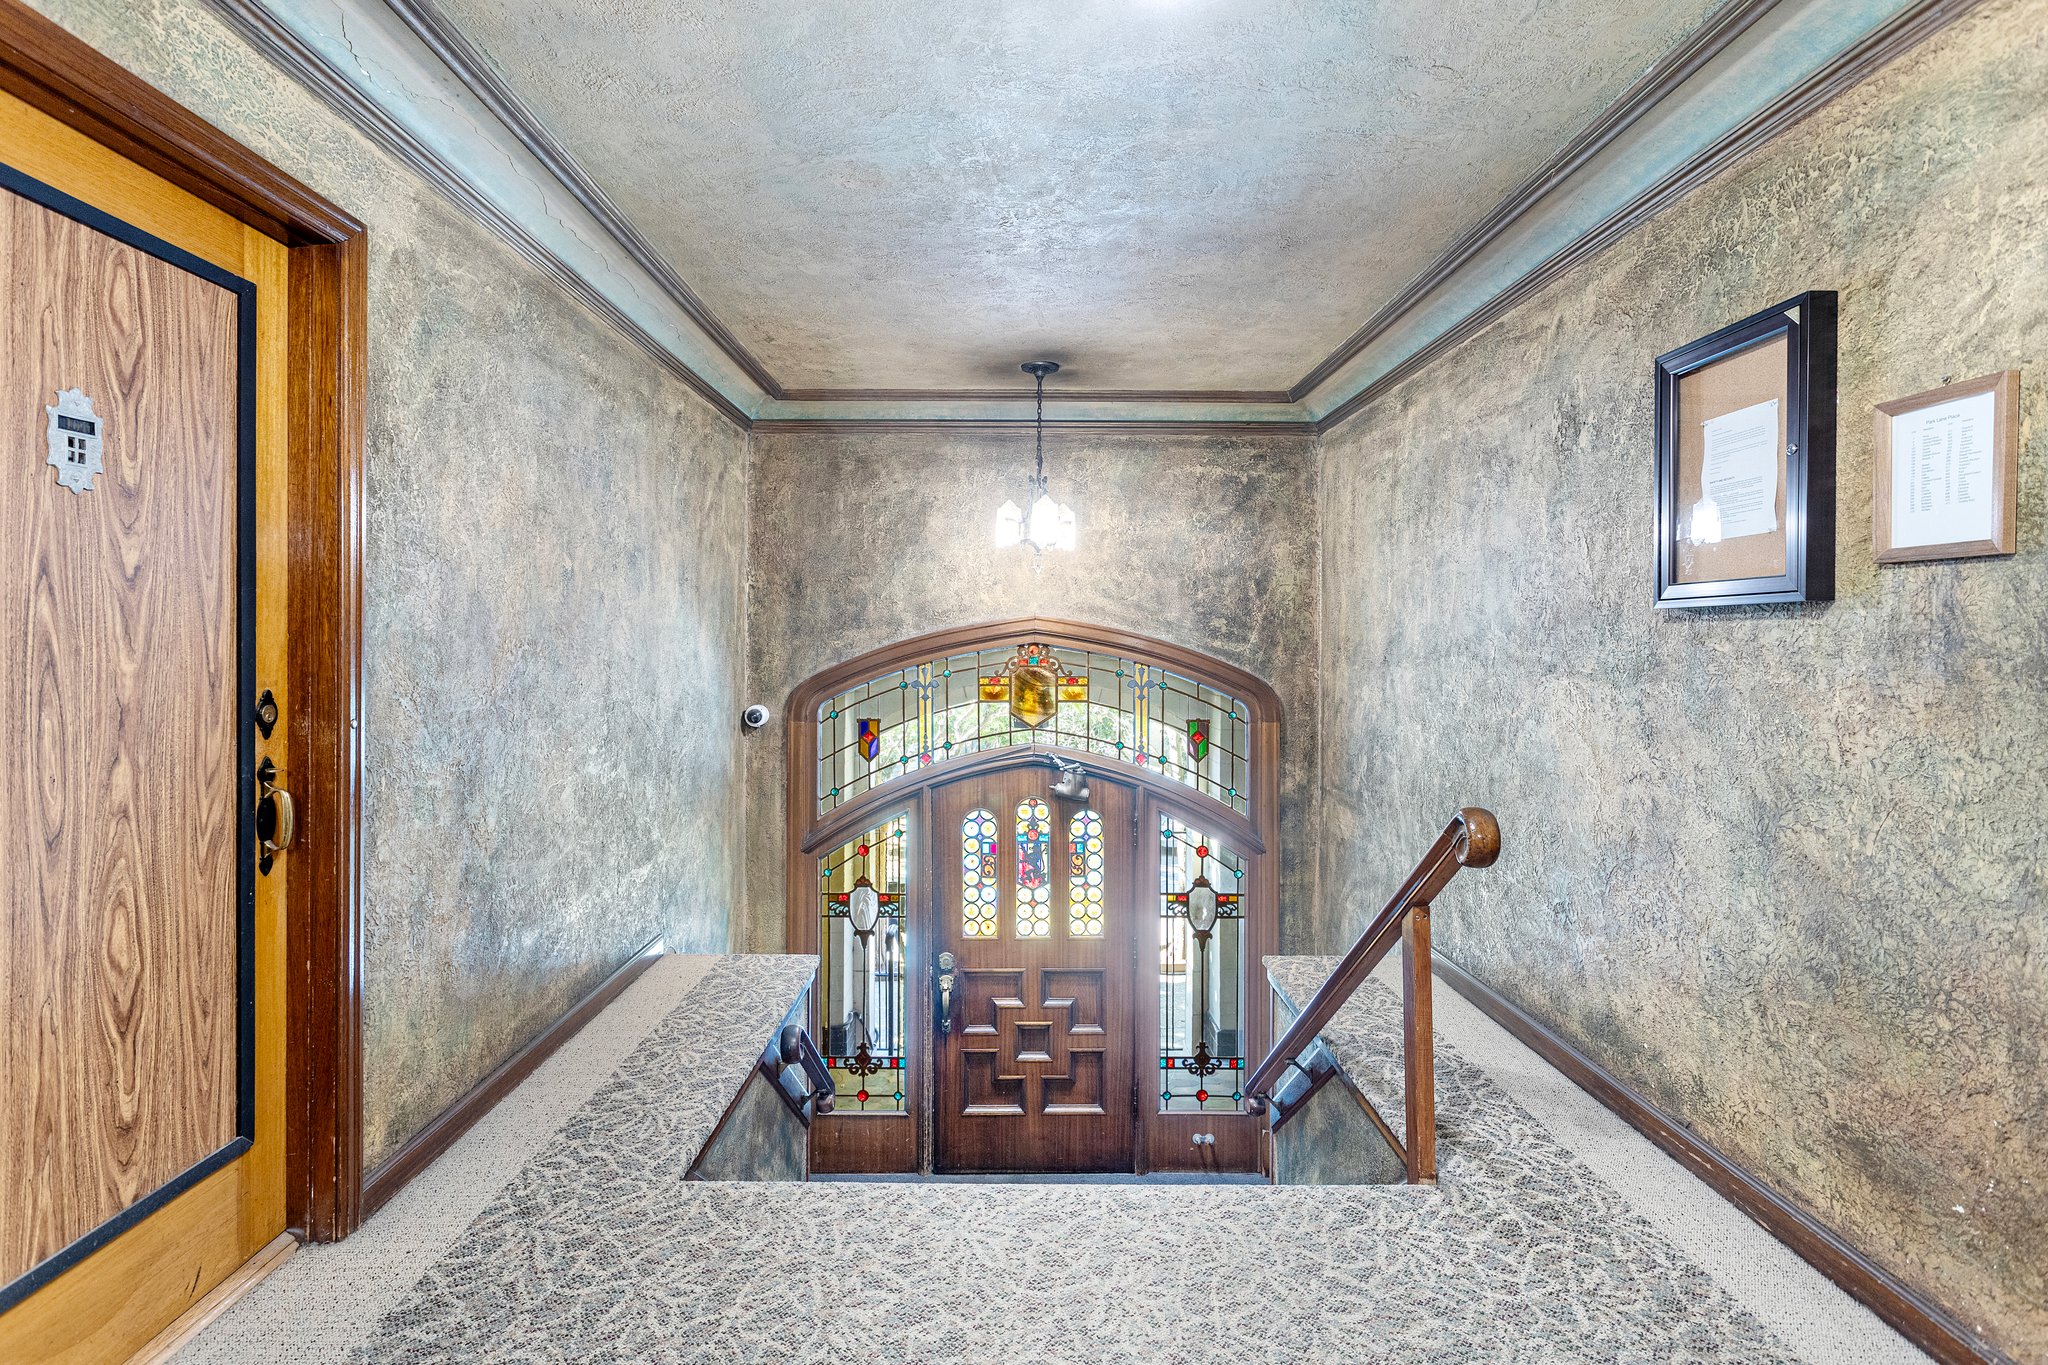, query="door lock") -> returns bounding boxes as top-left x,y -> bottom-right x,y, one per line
256,756 -> 295,874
